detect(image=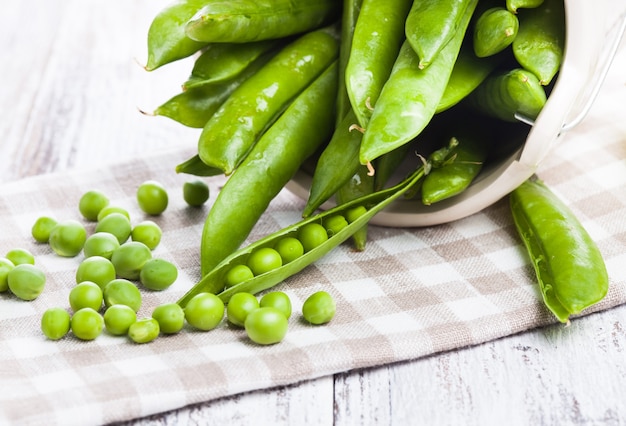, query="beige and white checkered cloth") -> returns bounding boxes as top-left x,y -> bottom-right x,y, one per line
2,42 -> 626,426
